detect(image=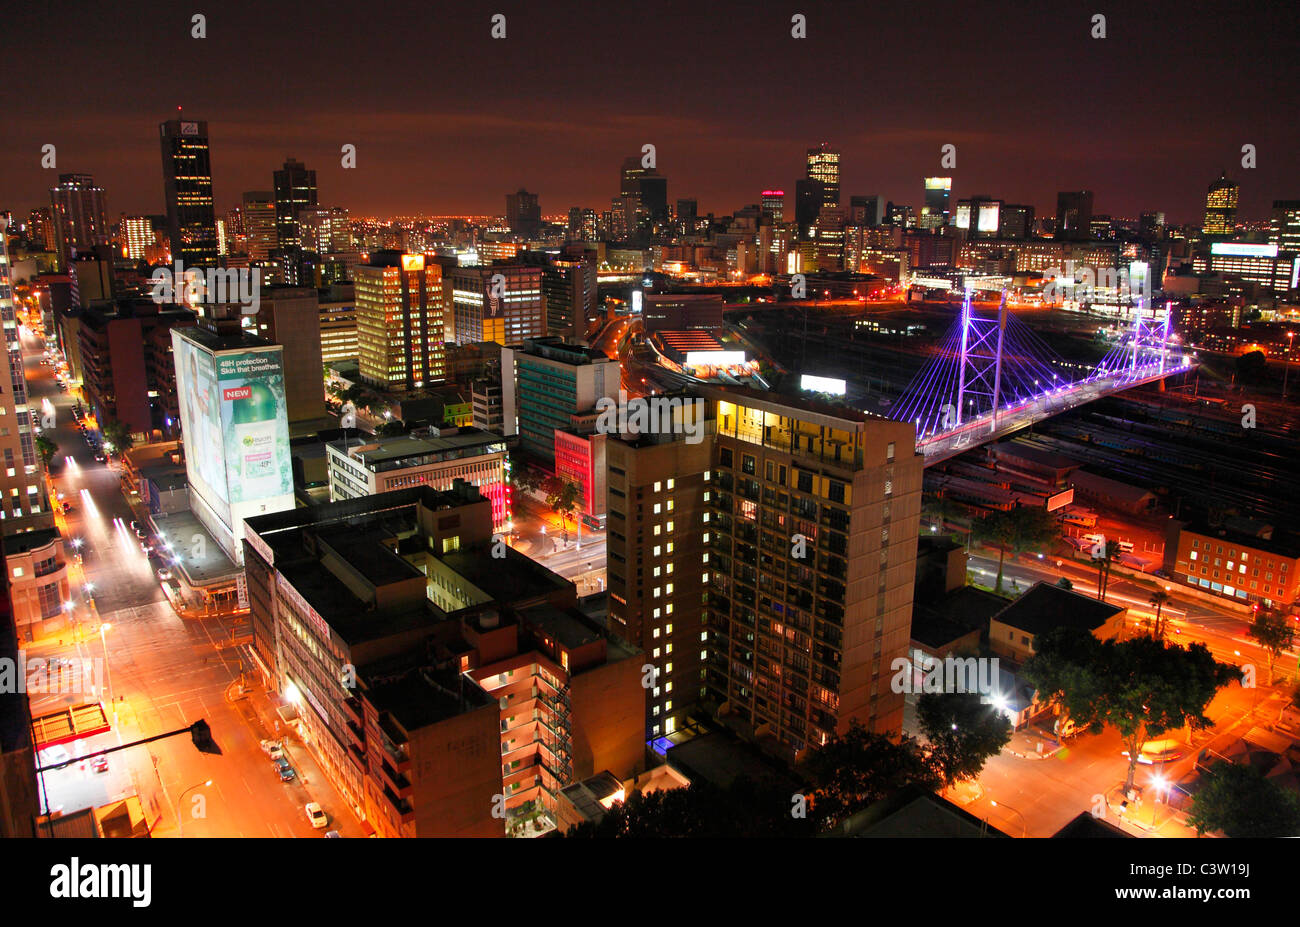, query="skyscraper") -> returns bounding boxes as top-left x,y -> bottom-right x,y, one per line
761,190 -> 785,225
450,264 -> 544,346
1055,191 -> 1094,241
620,157 -> 668,235
241,191 -> 278,261
0,222 -> 48,523
1203,171 -> 1239,236
849,195 -> 881,227
273,158 -> 318,250
794,179 -> 825,240
920,178 -> 952,230
806,143 -> 840,208
48,173 -> 108,268
159,116 -> 218,267
505,189 -> 542,239
121,216 -> 153,261
1270,200 -> 1300,253
354,252 -> 448,391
